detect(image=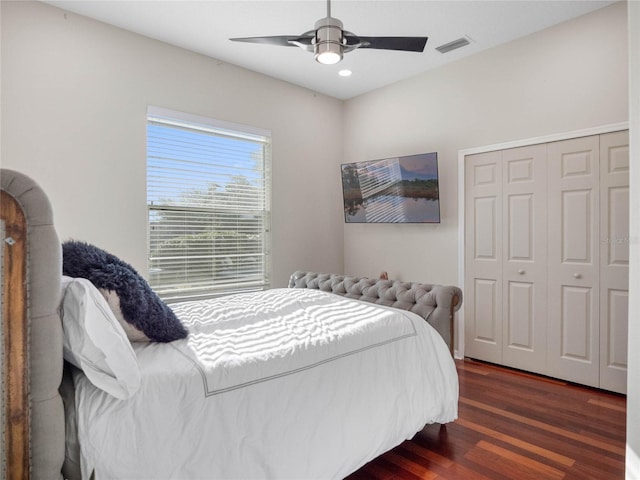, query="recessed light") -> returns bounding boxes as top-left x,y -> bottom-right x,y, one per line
338,69 -> 352,77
